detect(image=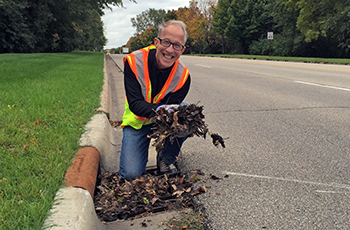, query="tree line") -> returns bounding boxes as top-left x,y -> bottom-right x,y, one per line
119,0 -> 350,58
0,0 -> 125,53
2,0 -> 349,57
